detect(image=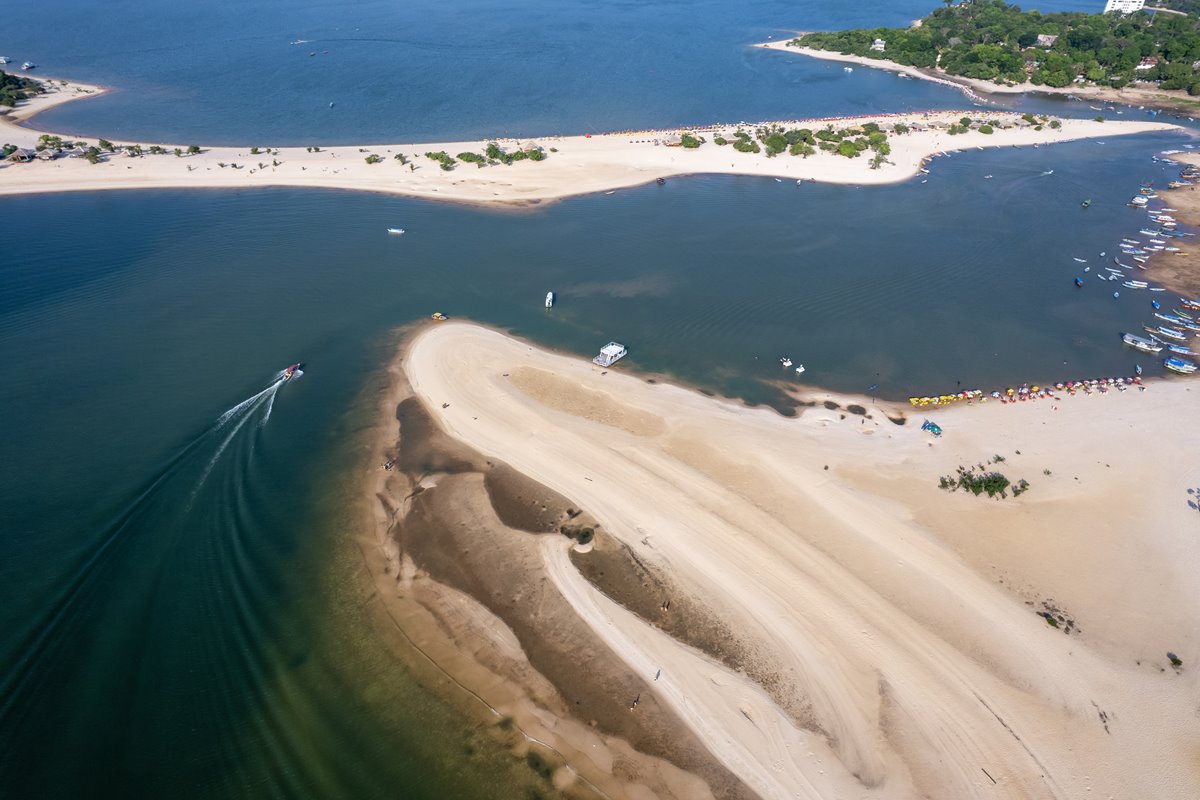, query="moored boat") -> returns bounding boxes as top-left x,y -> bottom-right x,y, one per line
1123,333 -> 1163,353
386,227 -> 405,234
1164,357 -> 1198,374
545,291 -> 555,309
1148,324 -> 1187,341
